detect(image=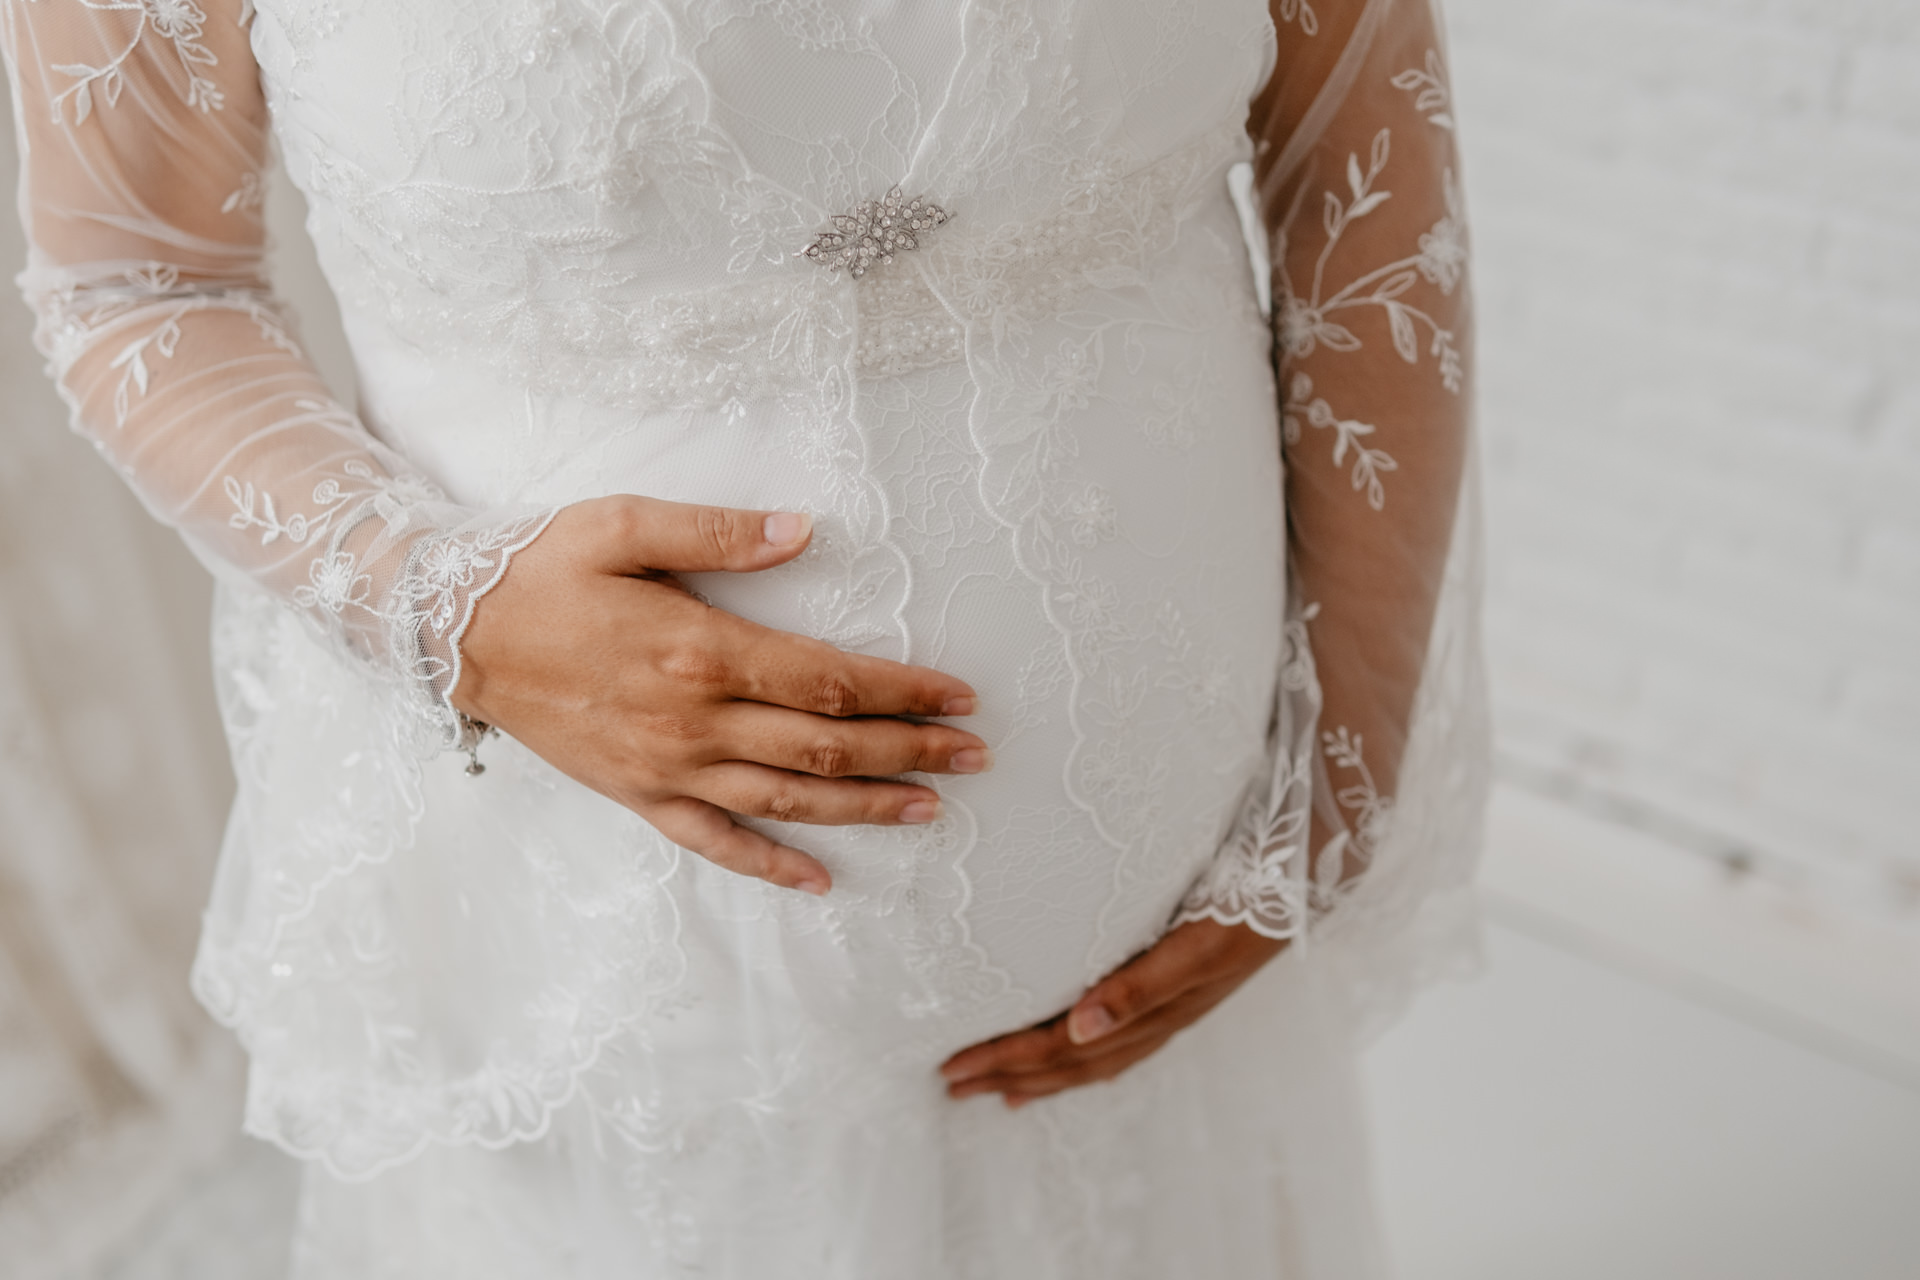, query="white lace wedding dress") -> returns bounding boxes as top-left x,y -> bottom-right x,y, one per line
2,0 -> 1486,1275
